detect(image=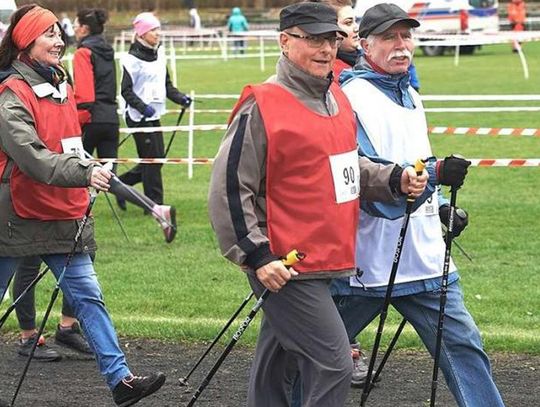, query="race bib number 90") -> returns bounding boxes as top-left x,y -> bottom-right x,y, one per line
61,137 -> 85,159
329,150 -> 360,204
